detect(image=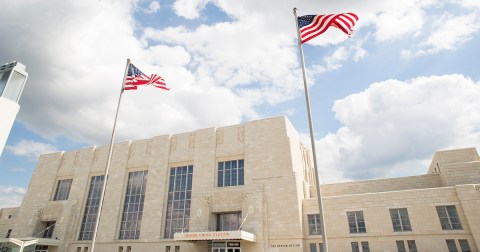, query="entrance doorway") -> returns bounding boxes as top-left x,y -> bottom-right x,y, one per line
208,241 -> 241,252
